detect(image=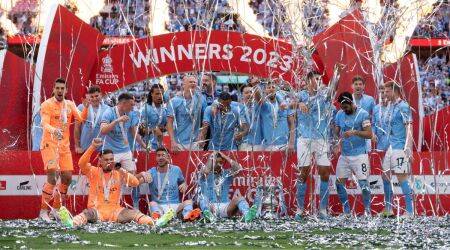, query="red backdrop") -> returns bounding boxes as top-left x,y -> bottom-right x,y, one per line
423,107 -> 450,151
89,30 -> 302,93
0,51 -> 33,150
0,151 -> 448,219
34,4 -> 104,105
